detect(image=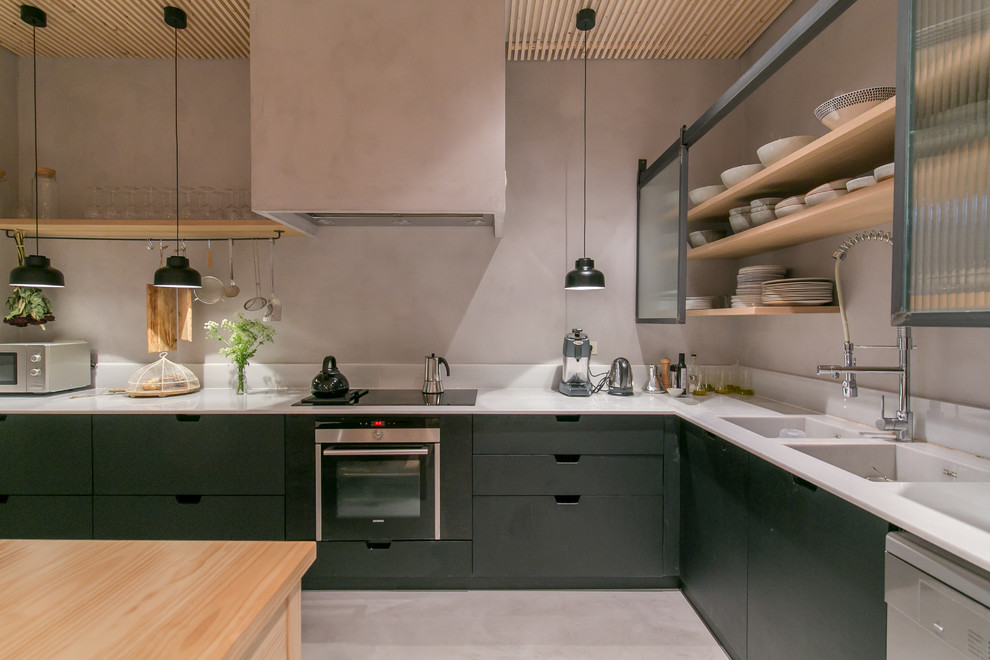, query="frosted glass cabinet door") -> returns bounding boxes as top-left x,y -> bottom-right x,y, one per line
894,0 -> 990,325
637,145 -> 688,323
